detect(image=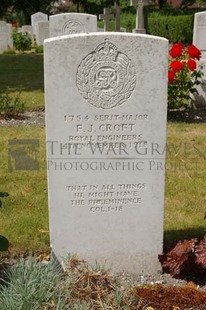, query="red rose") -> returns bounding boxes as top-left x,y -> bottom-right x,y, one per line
169,43 -> 184,58
170,60 -> 184,72
168,70 -> 176,83
186,44 -> 201,60
187,59 -> 197,71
